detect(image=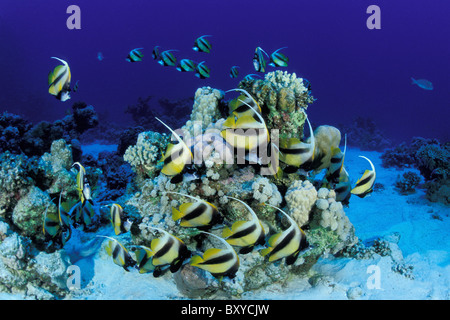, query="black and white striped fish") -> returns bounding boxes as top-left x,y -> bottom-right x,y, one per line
176,59 -> 197,72
190,231 -> 239,279
279,113 -> 315,169
230,65 -> 239,78
126,48 -> 144,62
268,47 -> 289,67
97,235 -> 136,271
156,117 -> 193,182
222,196 -> 265,254
195,61 -> 210,79
168,192 -> 223,229
260,204 -> 309,265
158,50 -> 178,66
147,227 -> 191,277
48,57 -> 71,101
193,35 -> 212,53
110,203 -> 132,236
253,47 -> 269,73
351,156 -> 376,198
326,134 -> 347,184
